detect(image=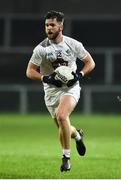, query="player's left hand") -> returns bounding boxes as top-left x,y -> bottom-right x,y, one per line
67,71 -> 83,87
42,72 -> 62,87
